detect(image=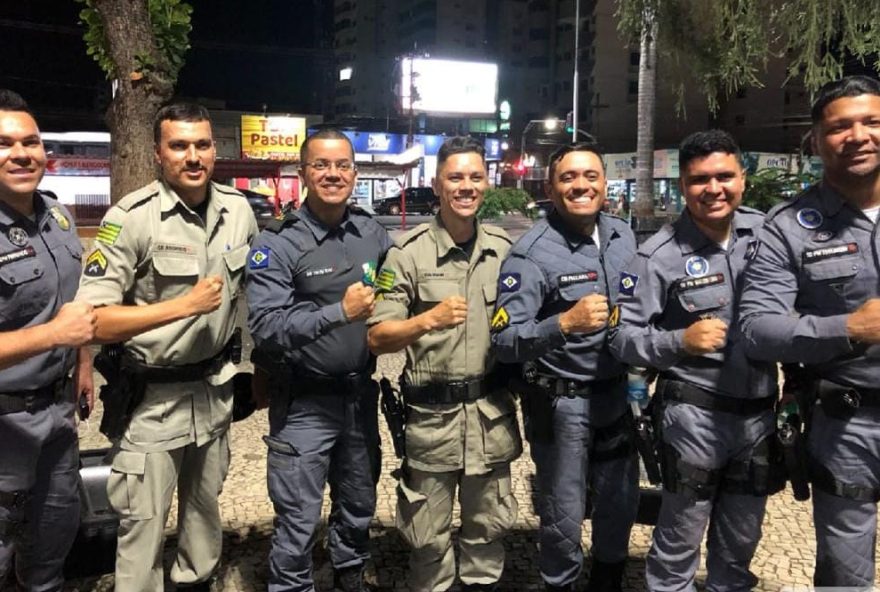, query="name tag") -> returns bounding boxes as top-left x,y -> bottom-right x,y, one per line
559,271 -> 598,286
803,243 -> 859,263
677,273 -> 724,291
